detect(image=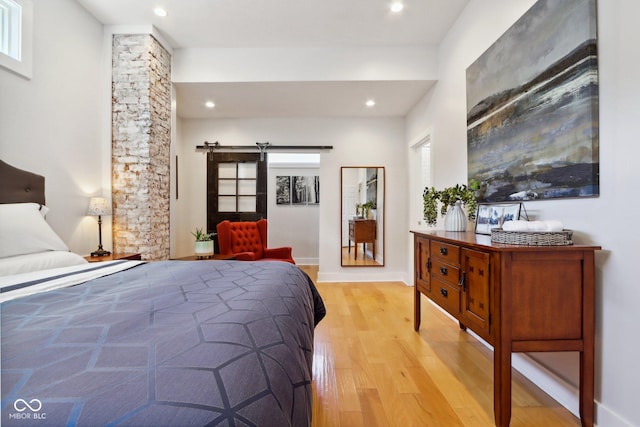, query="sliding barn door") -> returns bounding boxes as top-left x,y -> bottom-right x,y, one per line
206,153 -> 268,244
